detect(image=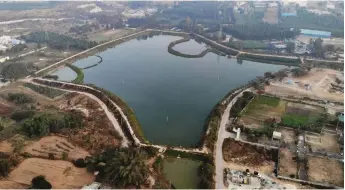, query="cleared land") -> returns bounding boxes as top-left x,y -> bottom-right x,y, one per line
305,132 -> 341,154
278,148 -> 297,178
307,156 -> 343,187
276,128 -> 297,150
263,6 -> 278,24
222,138 -> 276,174
8,158 -> 94,189
88,28 -> 136,43
265,69 -> 344,102
240,95 -> 286,128
24,136 -> 90,161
